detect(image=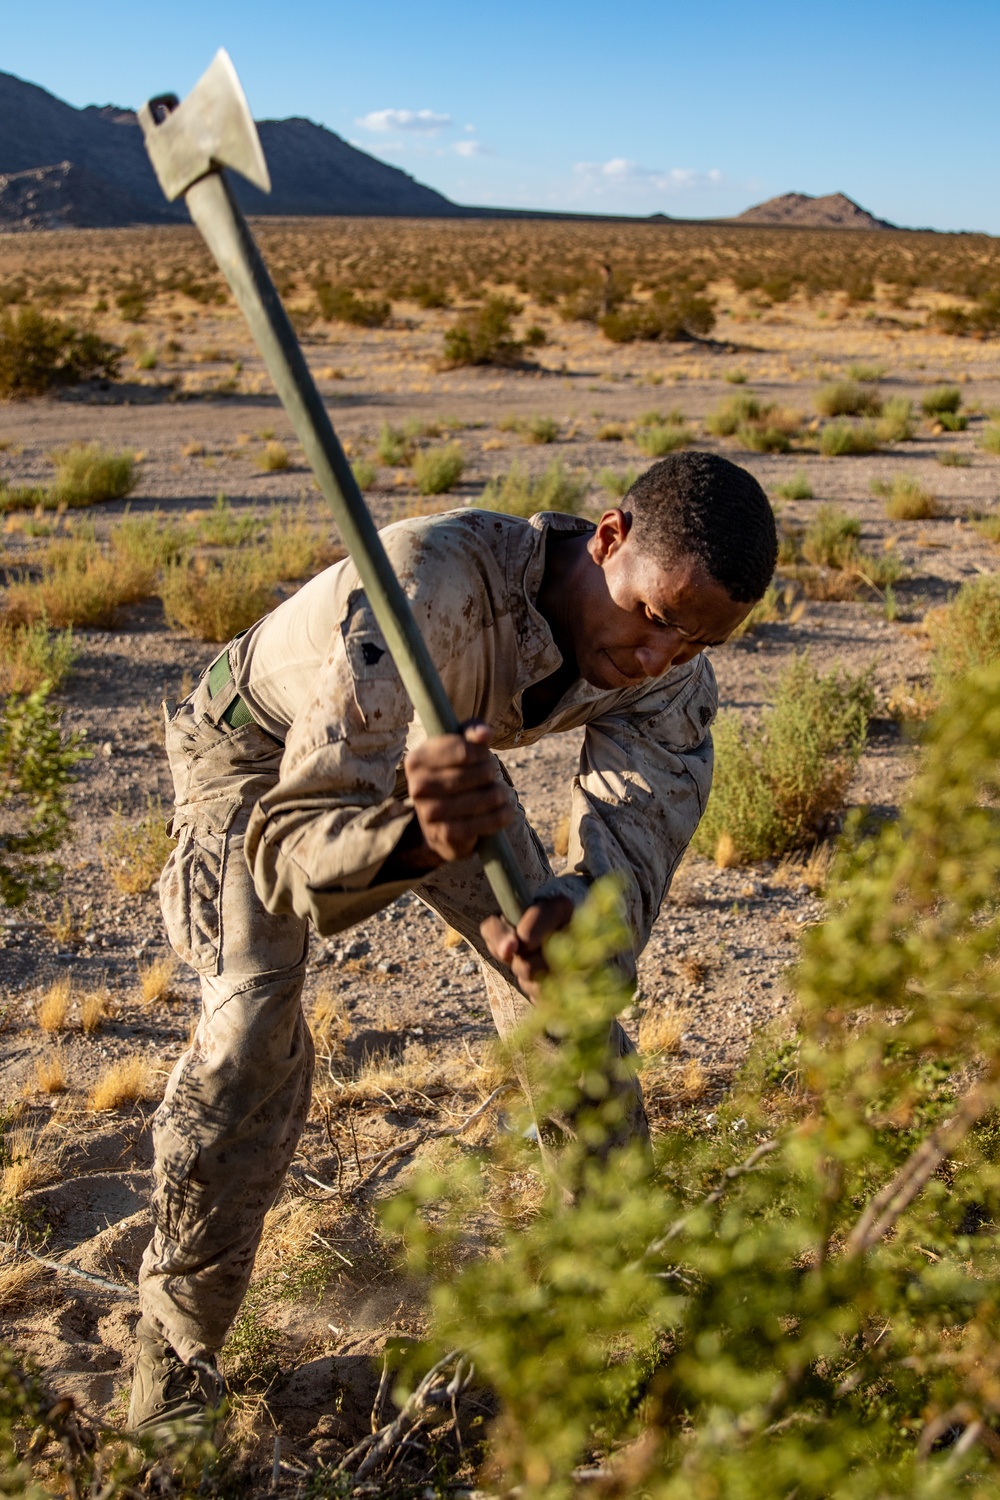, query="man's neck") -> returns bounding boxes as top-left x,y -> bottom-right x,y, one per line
521,529 -> 591,728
